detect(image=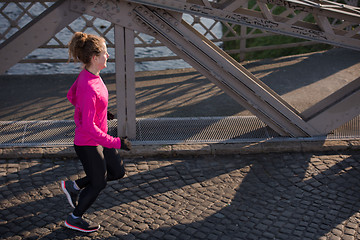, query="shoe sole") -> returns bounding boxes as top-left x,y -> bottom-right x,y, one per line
61,181 -> 75,208
64,220 -> 100,233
